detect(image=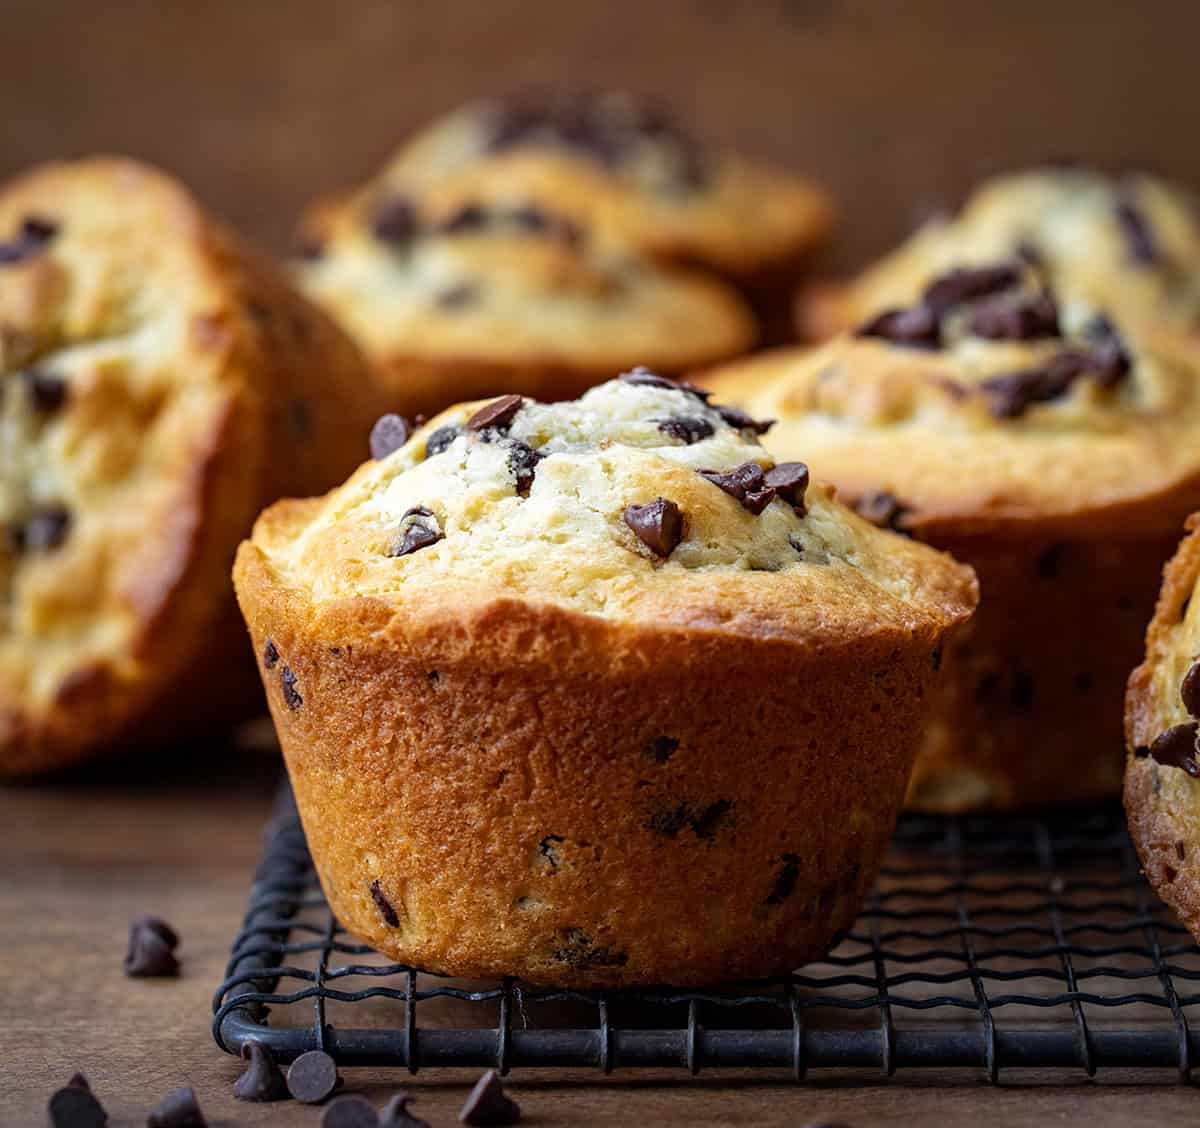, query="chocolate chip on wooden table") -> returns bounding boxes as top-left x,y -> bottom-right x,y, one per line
854,304 -> 940,349
459,1070 -> 521,1126
147,1086 -> 206,1127
288,1049 -> 342,1104
281,666 -> 304,710
322,1094 -> 380,1128
22,367 -> 68,412
1182,660 -> 1200,717
234,1039 -> 289,1102
262,639 -> 280,668
764,461 -> 810,511
698,462 -> 776,515
370,879 -> 400,926
467,394 -> 524,433
124,914 -> 179,977
715,404 -> 774,435
424,425 -> 460,457
619,365 -> 711,401
48,1073 -> 106,1128
380,1091 -> 430,1128
372,196 -> 419,244
1115,196 -> 1159,264
921,262 -> 1021,316
967,291 -> 1061,341
370,413 -> 412,460
506,439 -> 542,496
657,415 -> 713,444
623,497 -> 684,557
1145,722 -> 1200,776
